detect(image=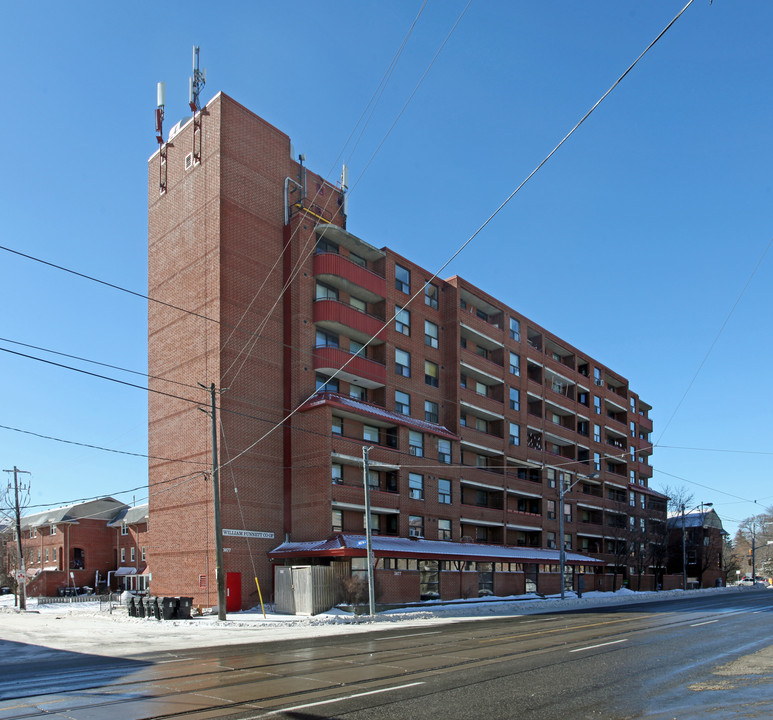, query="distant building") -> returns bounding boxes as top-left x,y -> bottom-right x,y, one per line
5,498 -> 148,596
146,92 -> 667,610
667,508 -> 727,588
107,504 -> 150,593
